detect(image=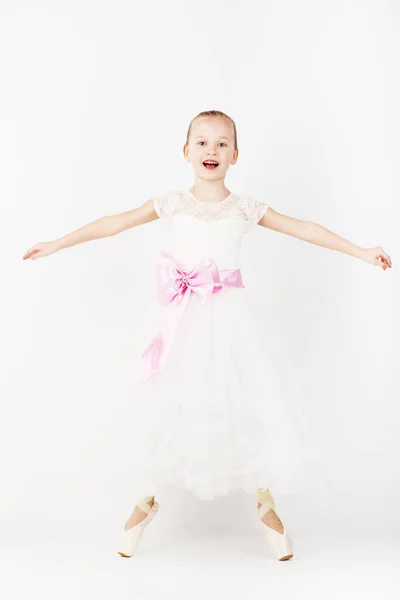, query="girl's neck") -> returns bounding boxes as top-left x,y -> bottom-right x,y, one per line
189,181 -> 231,203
